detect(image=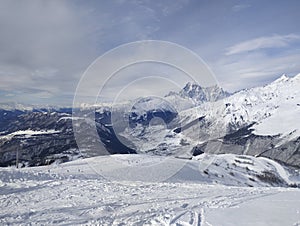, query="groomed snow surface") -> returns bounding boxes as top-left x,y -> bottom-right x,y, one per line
1,154 -> 299,225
